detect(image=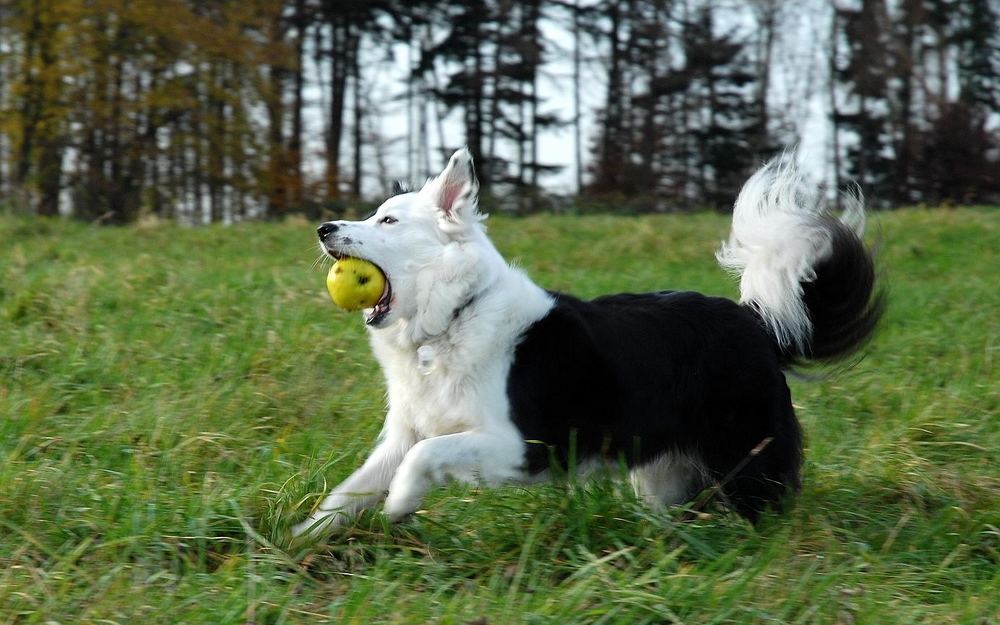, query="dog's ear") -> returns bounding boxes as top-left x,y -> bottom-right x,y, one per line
421,147 -> 481,232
